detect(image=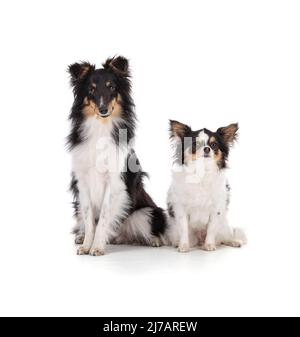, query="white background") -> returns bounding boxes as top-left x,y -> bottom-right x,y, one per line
0,0 -> 299,317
